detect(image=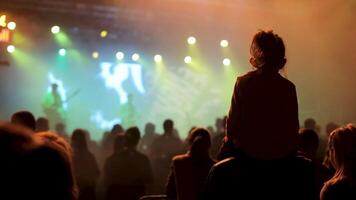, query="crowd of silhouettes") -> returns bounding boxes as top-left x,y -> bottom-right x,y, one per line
1,30 -> 356,200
